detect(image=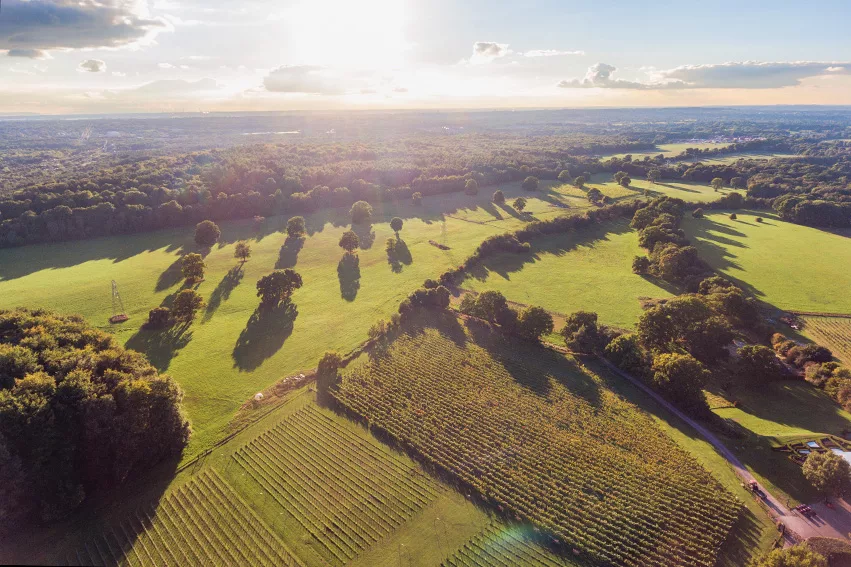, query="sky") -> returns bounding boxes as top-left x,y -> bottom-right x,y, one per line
1,0 -> 850,114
